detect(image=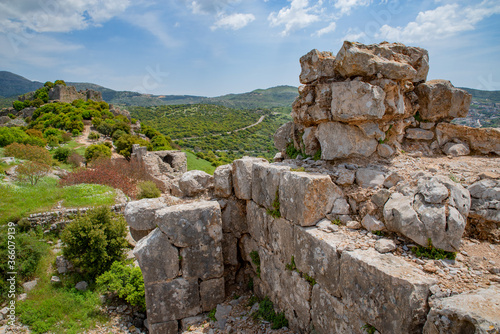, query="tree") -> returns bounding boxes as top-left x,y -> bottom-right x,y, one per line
54,80 -> 66,86
12,100 -> 24,111
88,131 -> 100,141
85,144 -> 112,162
16,161 -> 51,185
